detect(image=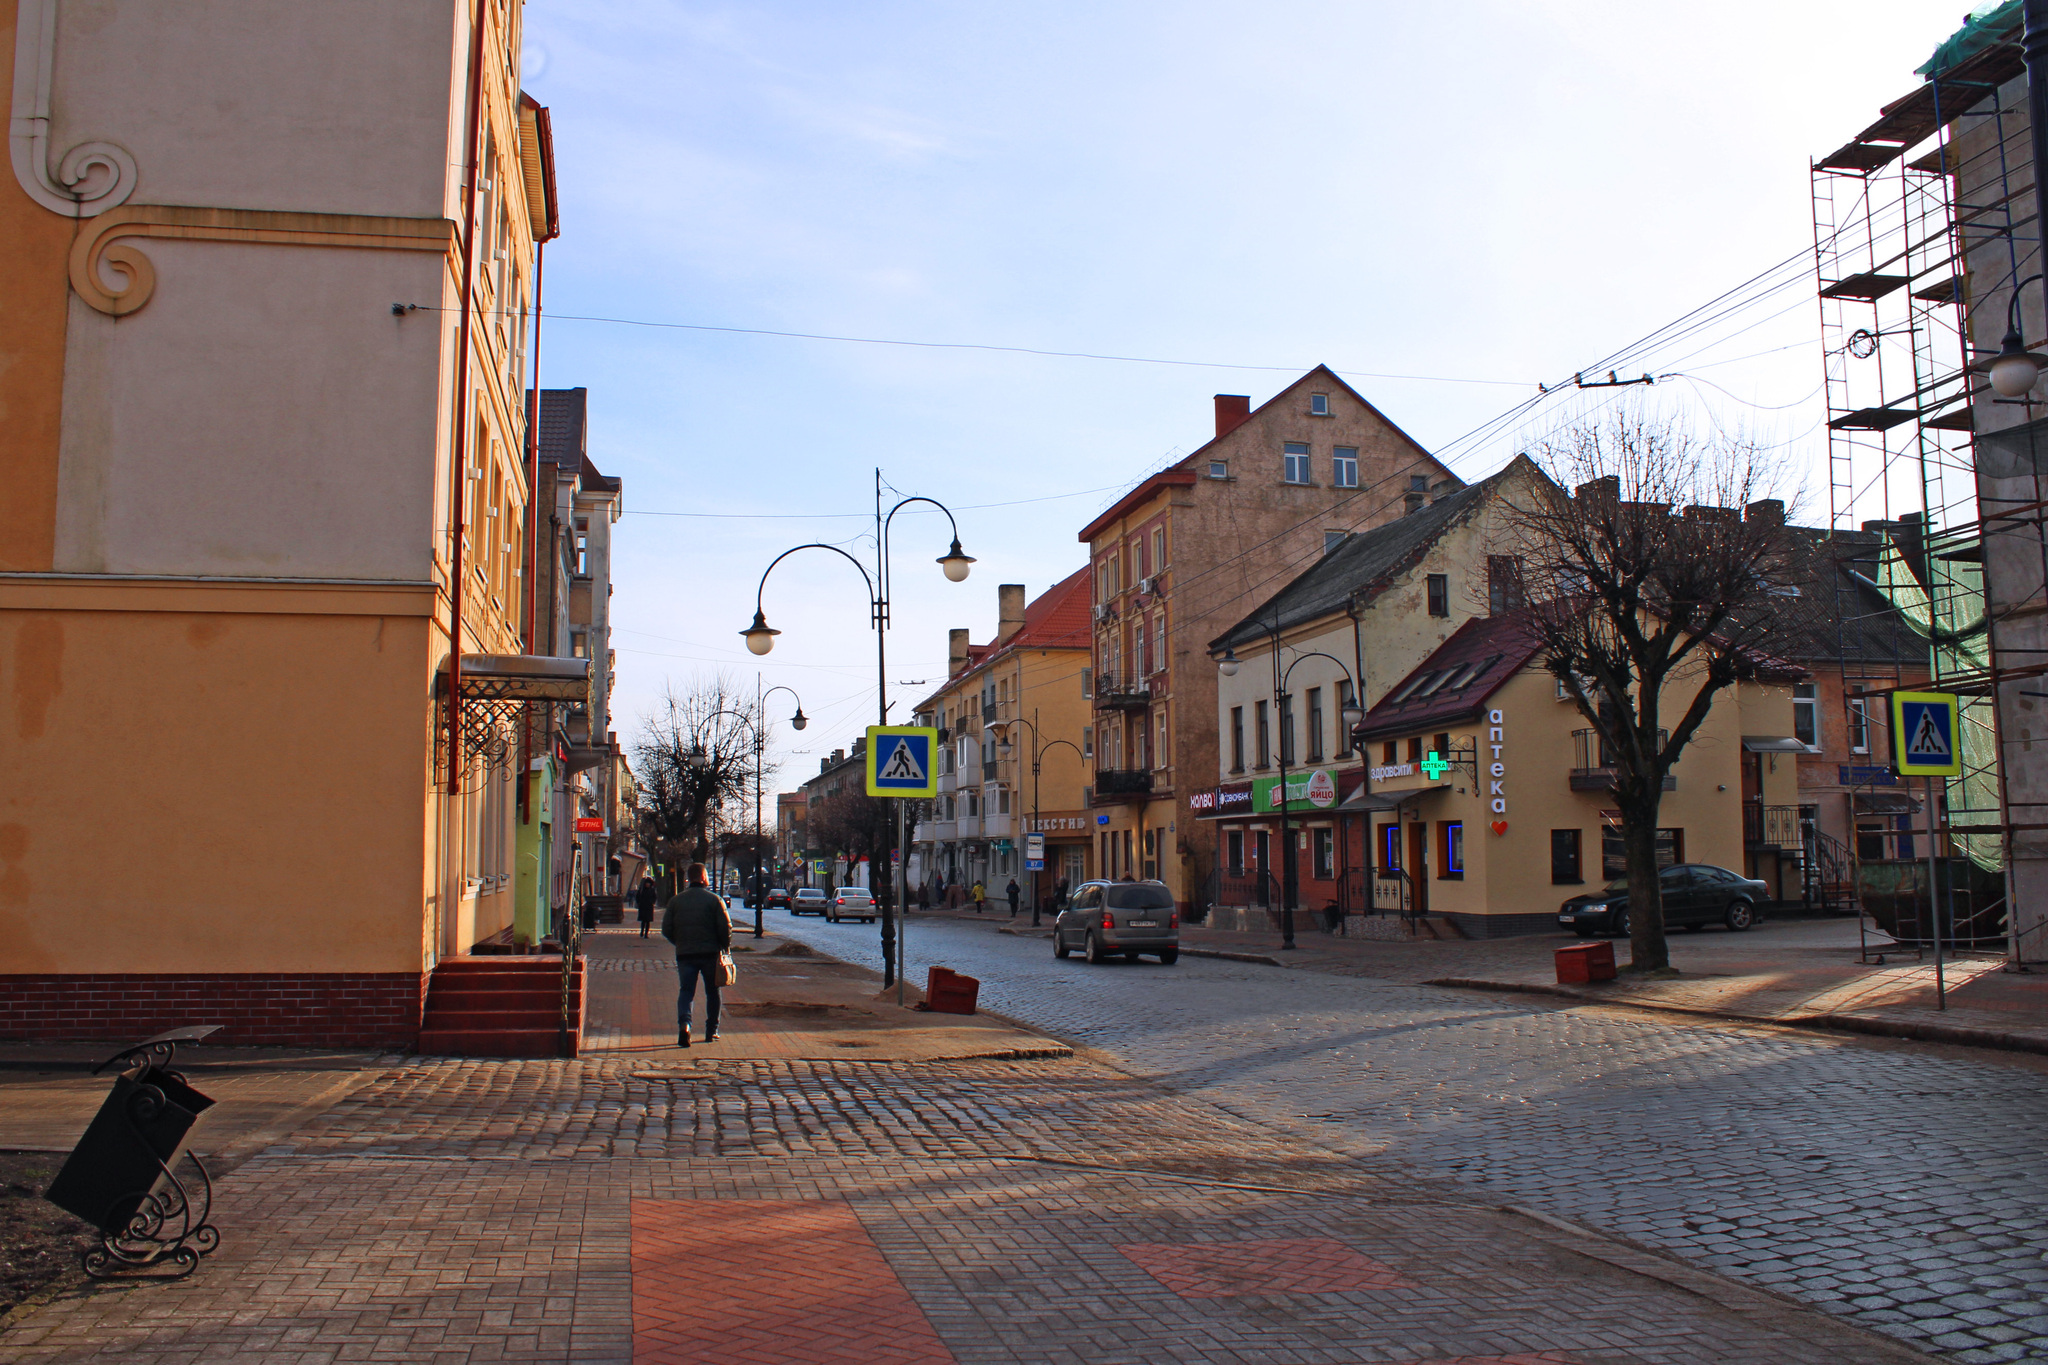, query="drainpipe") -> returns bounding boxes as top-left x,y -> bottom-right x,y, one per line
445,0 -> 490,797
